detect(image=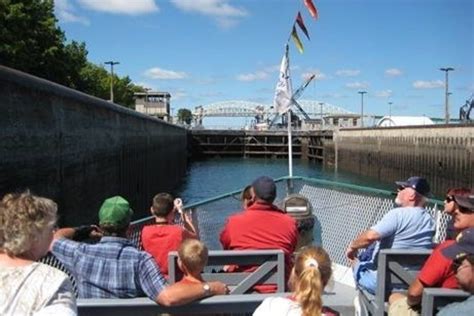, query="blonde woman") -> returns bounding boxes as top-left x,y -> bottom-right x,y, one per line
0,192 -> 77,315
253,246 -> 338,316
